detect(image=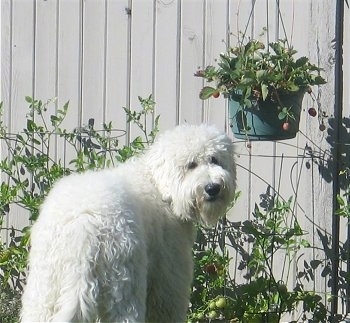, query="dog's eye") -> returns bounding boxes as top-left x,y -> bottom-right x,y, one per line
210,156 -> 219,165
187,161 -> 198,170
